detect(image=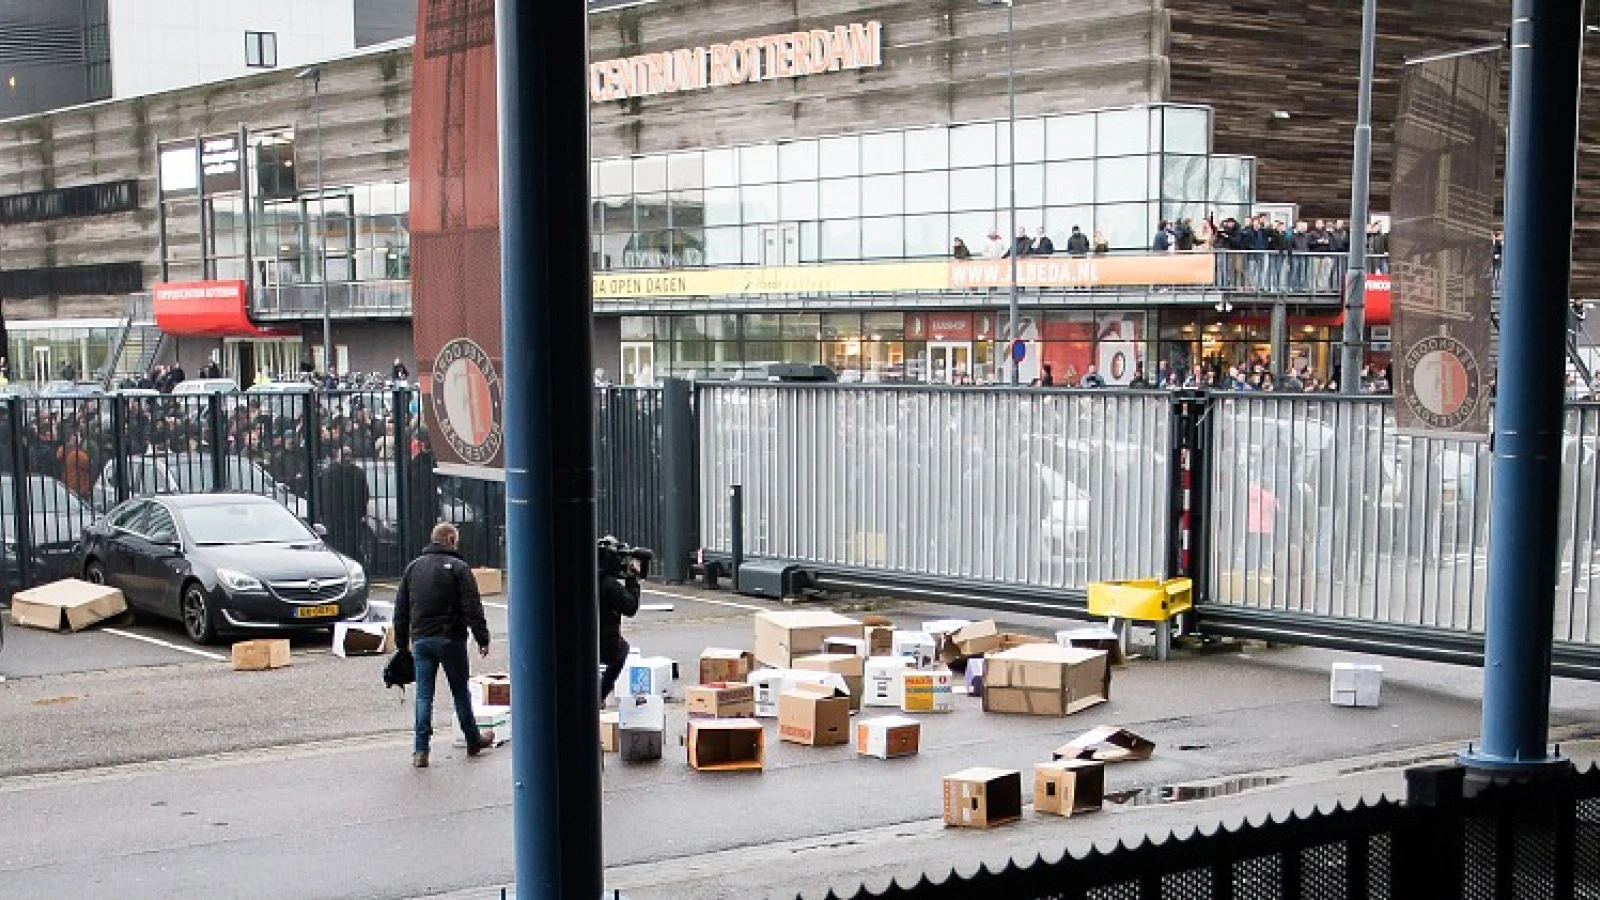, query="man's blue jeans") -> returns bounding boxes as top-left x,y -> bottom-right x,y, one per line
413,636 -> 483,753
